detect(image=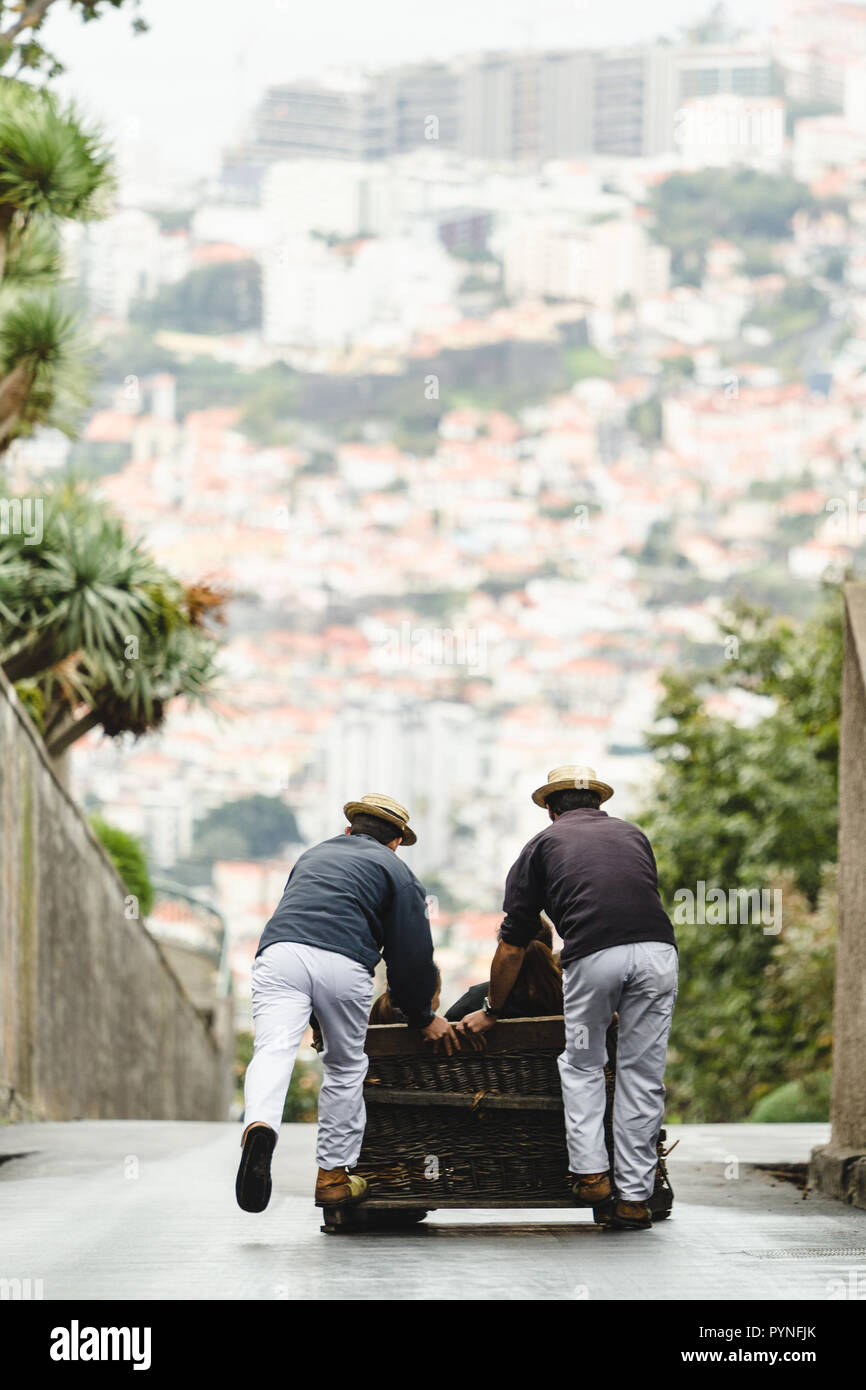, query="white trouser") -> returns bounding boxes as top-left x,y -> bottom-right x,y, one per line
557,941 -> 678,1201
243,941 -> 374,1170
